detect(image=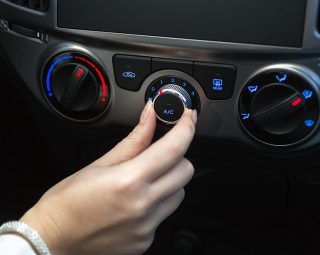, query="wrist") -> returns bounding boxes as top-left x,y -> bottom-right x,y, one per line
21,206 -> 65,255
